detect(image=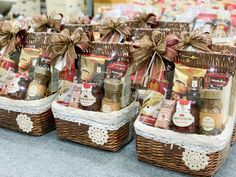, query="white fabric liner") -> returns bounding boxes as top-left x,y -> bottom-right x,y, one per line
52,101 -> 140,131
0,94 -> 57,114
135,115 -> 235,153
